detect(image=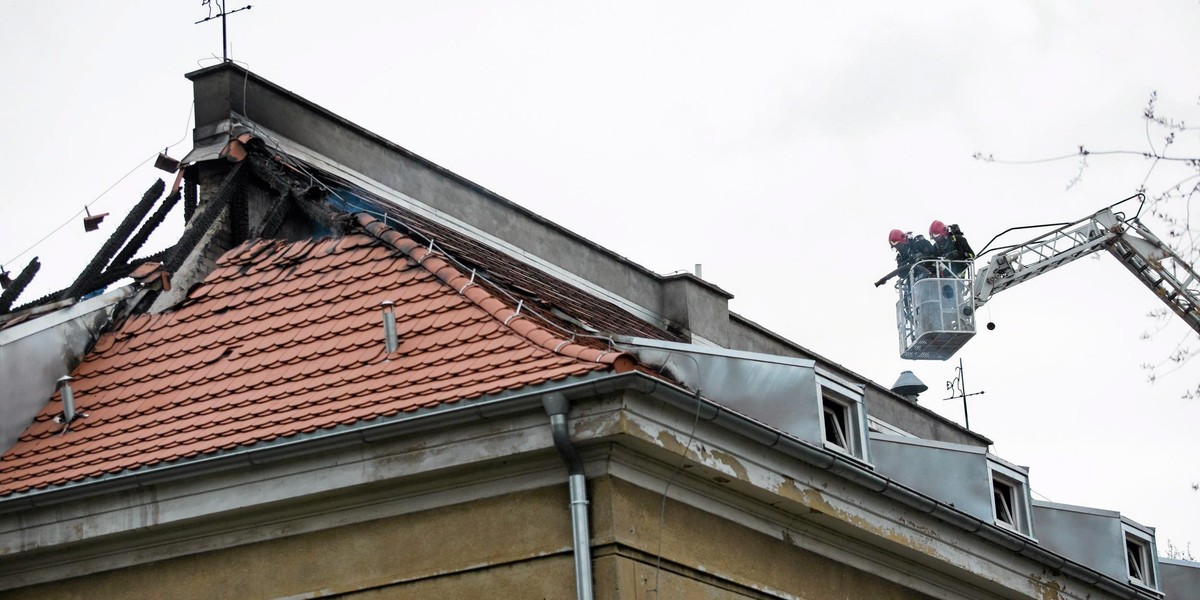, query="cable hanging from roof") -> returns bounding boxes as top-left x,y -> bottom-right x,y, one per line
238,128 -> 629,354
1,100 -> 196,270
268,149 -> 589,334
